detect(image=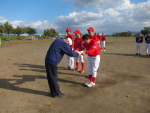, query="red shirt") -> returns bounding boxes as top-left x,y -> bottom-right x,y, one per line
90,35 -> 99,42
101,36 -> 106,41
77,39 -> 100,56
74,37 -> 84,50
97,35 -> 102,41
66,34 -> 75,49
